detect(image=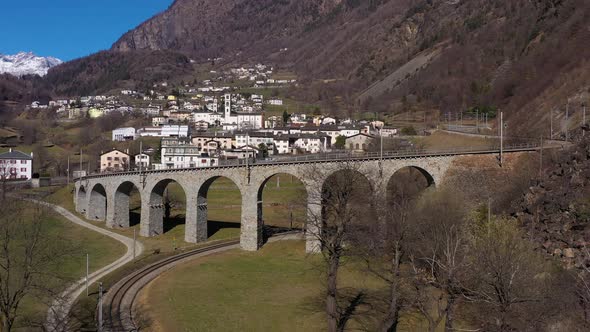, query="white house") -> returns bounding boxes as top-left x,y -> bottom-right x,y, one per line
0,149 -> 33,180
134,153 -> 151,170
137,125 -> 189,138
161,125 -> 189,137
152,116 -> 170,126
274,136 -> 290,154
291,134 -> 330,153
112,127 -> 136,141
159,138 -> 218,169
235,132 -> 274,149
268,99 -> 283,106
380,127 -> 398,137
321,117 -> 337,125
